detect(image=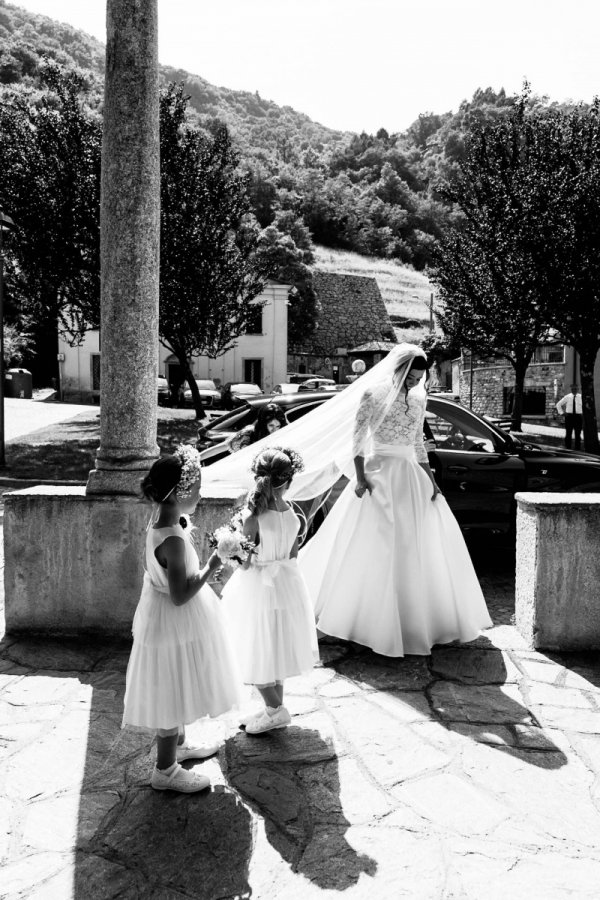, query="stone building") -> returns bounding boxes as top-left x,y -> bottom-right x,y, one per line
455,342 -> 600,421
288,272 -> 396,382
